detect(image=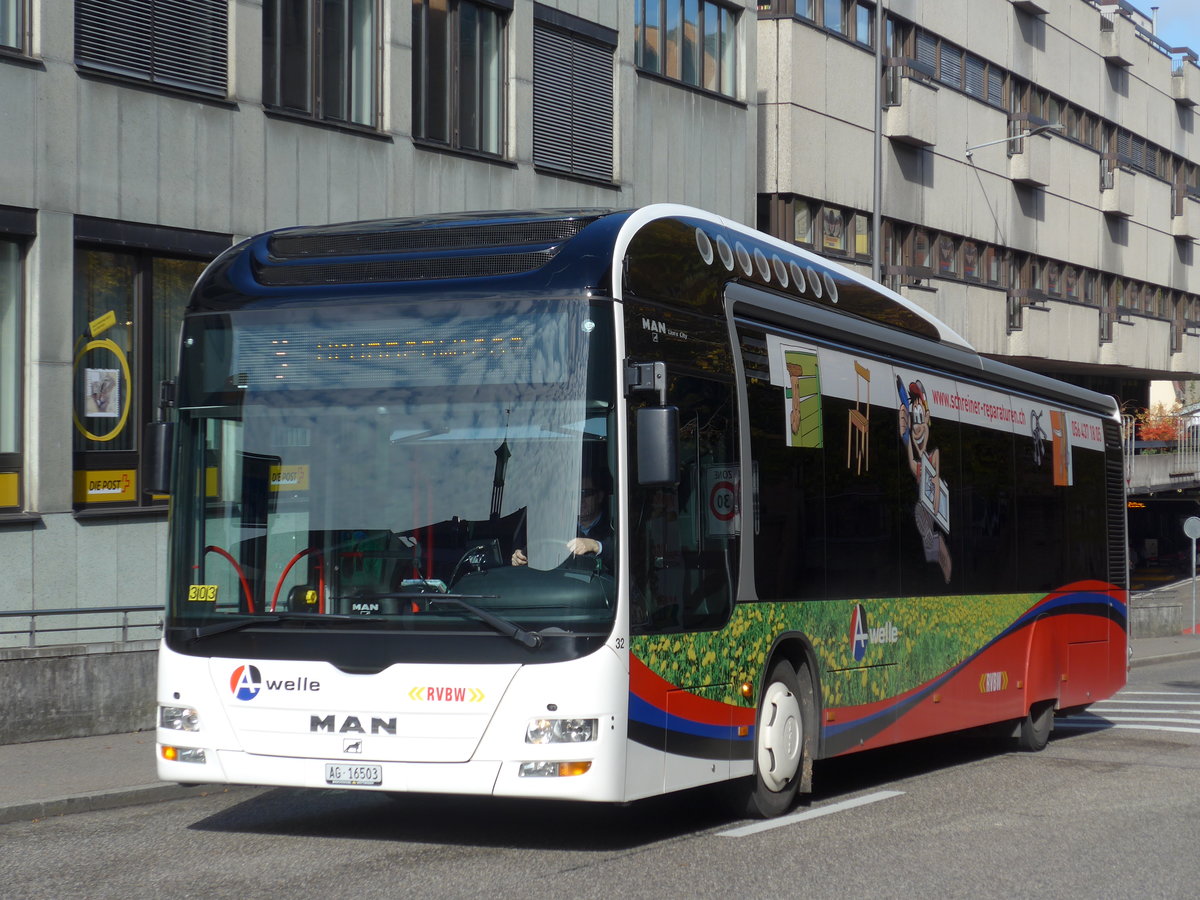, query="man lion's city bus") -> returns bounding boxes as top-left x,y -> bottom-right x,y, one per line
153,205 -> 1127,817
